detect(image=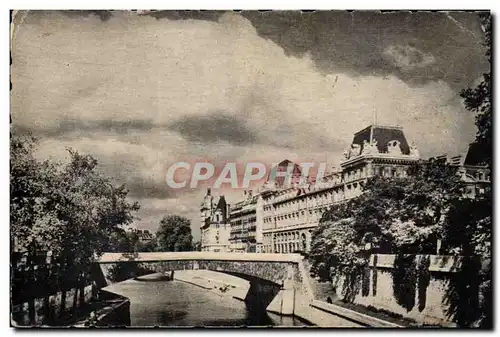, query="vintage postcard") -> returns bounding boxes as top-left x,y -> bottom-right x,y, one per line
10,10 -> 492,328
